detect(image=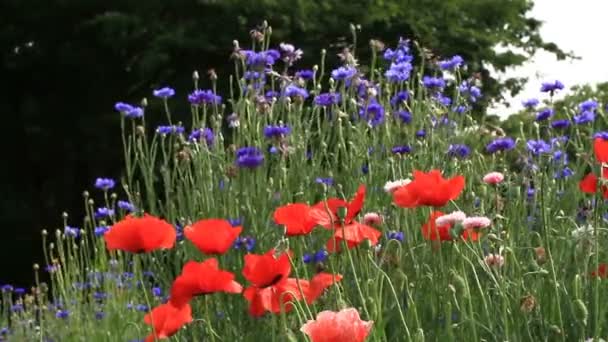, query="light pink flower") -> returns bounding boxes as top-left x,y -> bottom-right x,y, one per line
484,254 -> 505,267
483,172 -> 504,185
462,216 -> 491,229
362,212 -> 383,226
435,211 -> 466,227
300,308 -> 373,342
383,179 -> 411,193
